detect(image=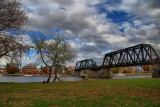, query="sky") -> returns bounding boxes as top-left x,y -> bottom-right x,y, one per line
1,0 -> 160,67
